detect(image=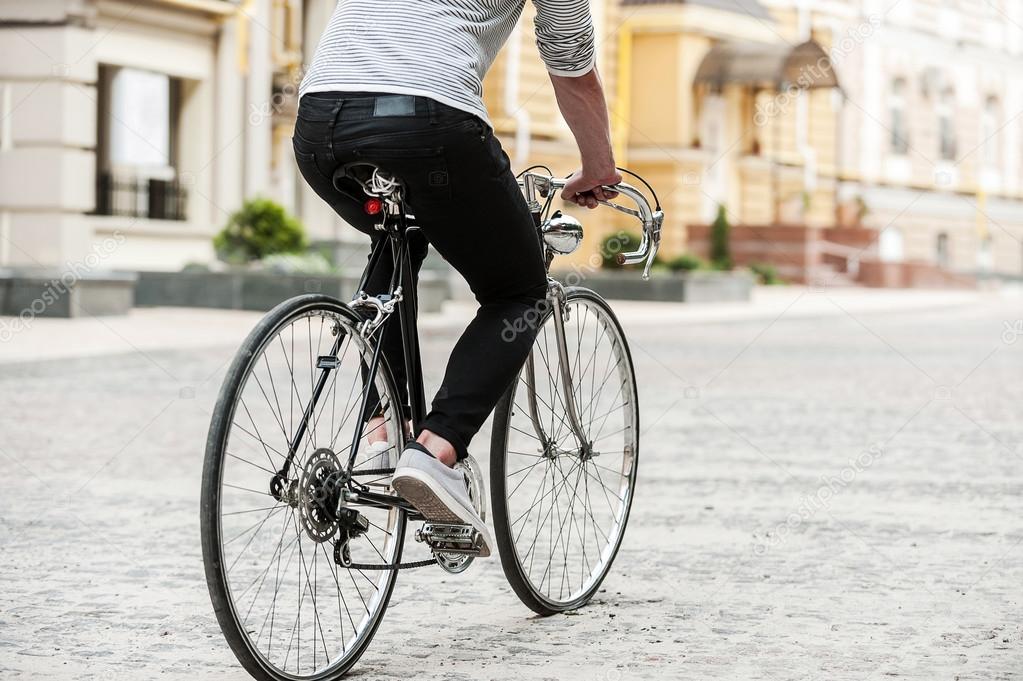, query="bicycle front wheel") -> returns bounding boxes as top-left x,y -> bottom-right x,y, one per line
201,294 -> 406,680
490,287 -> 639,615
